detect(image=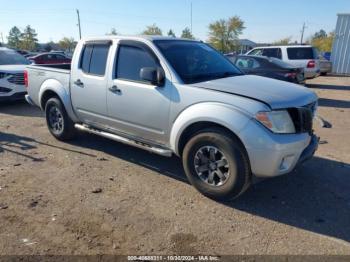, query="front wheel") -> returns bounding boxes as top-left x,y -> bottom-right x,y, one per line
45,97 -> 76,141
182,128 -> 251,200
